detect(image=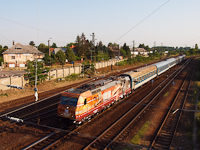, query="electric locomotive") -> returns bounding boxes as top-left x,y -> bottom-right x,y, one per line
57,76 -> 131,124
